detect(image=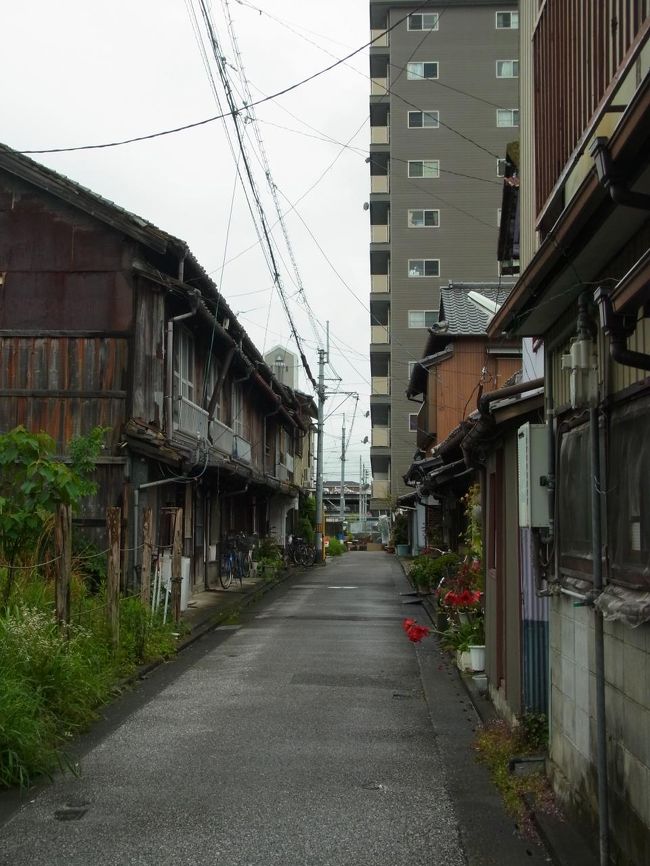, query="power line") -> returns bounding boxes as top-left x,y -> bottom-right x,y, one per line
18,1 -> 434,156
